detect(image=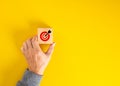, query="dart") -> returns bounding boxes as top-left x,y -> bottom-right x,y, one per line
45,30 -> 51,36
